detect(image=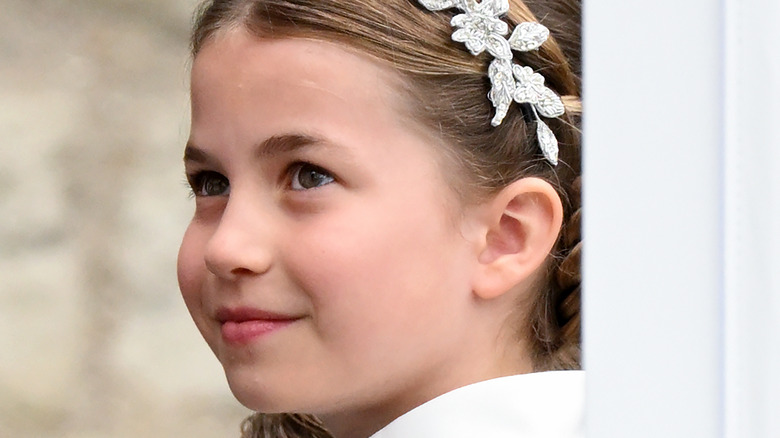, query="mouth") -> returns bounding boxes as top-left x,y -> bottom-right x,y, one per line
216,307 -> 302,345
